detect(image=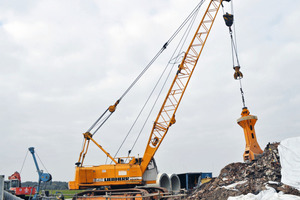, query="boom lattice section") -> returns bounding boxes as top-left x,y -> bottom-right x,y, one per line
141,0 -> 223,173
